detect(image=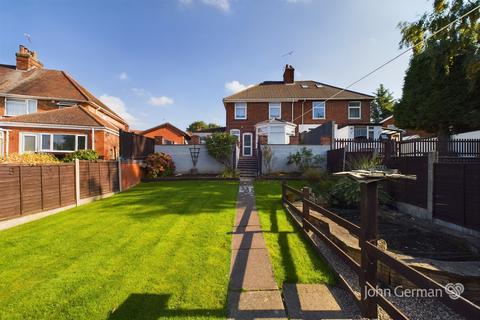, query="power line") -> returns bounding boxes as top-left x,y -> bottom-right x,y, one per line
291,4 -> 480,123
